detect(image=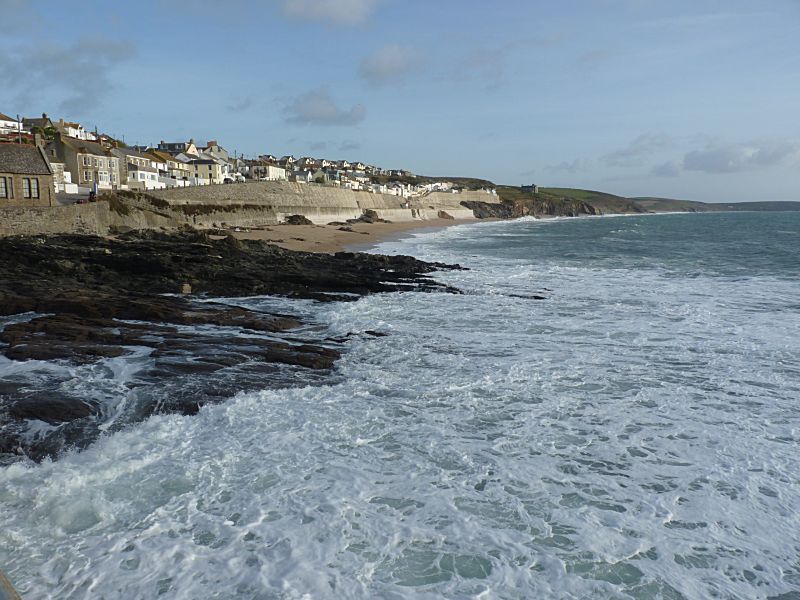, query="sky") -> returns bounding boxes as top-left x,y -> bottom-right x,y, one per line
1,0 -> 799,202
